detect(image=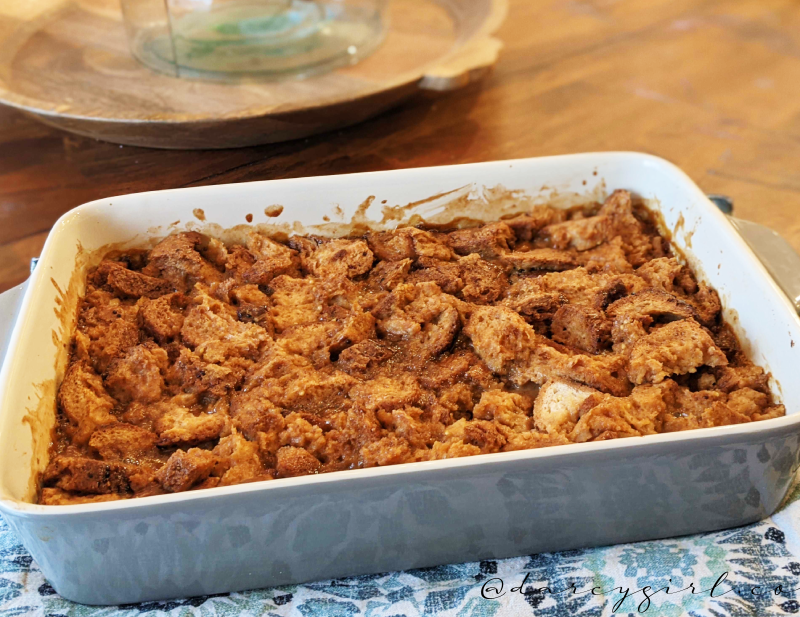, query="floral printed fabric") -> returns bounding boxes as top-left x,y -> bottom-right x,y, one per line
3,480 -> 800,617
